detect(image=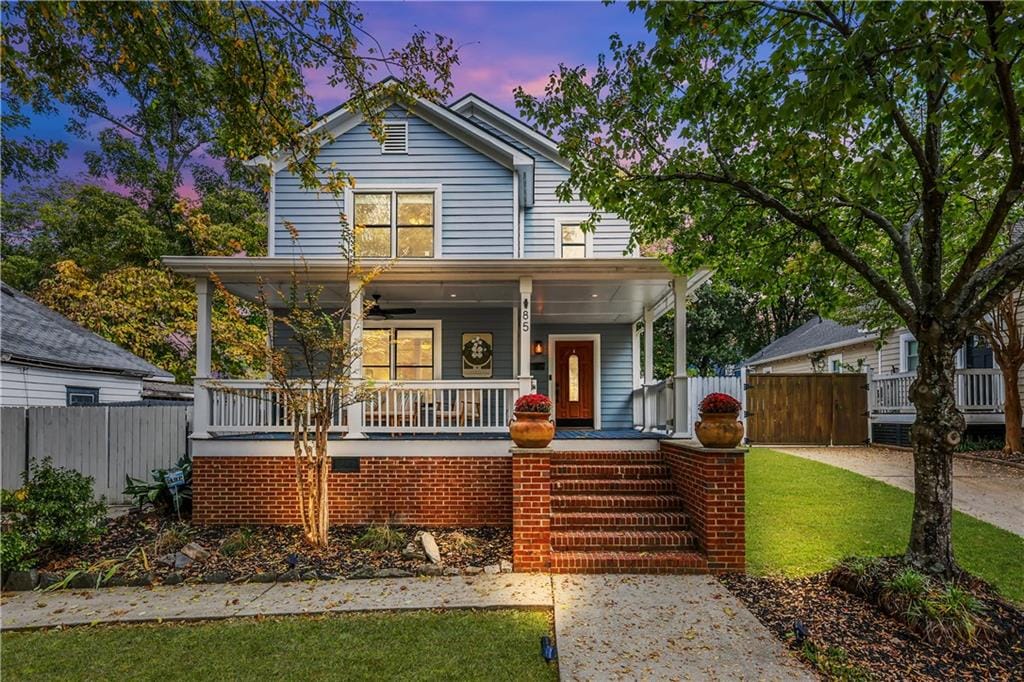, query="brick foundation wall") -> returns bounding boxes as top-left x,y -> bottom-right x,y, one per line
661,442 -> 745,573
511,449 -> 551,572
193,456 -> 512,526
